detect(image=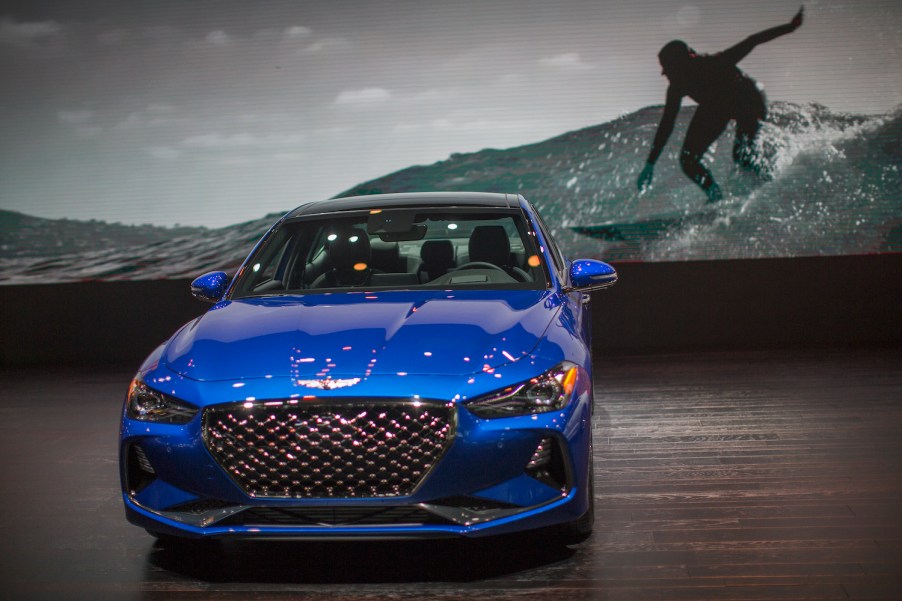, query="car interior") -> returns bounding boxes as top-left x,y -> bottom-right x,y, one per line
232,210 -> 548,296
